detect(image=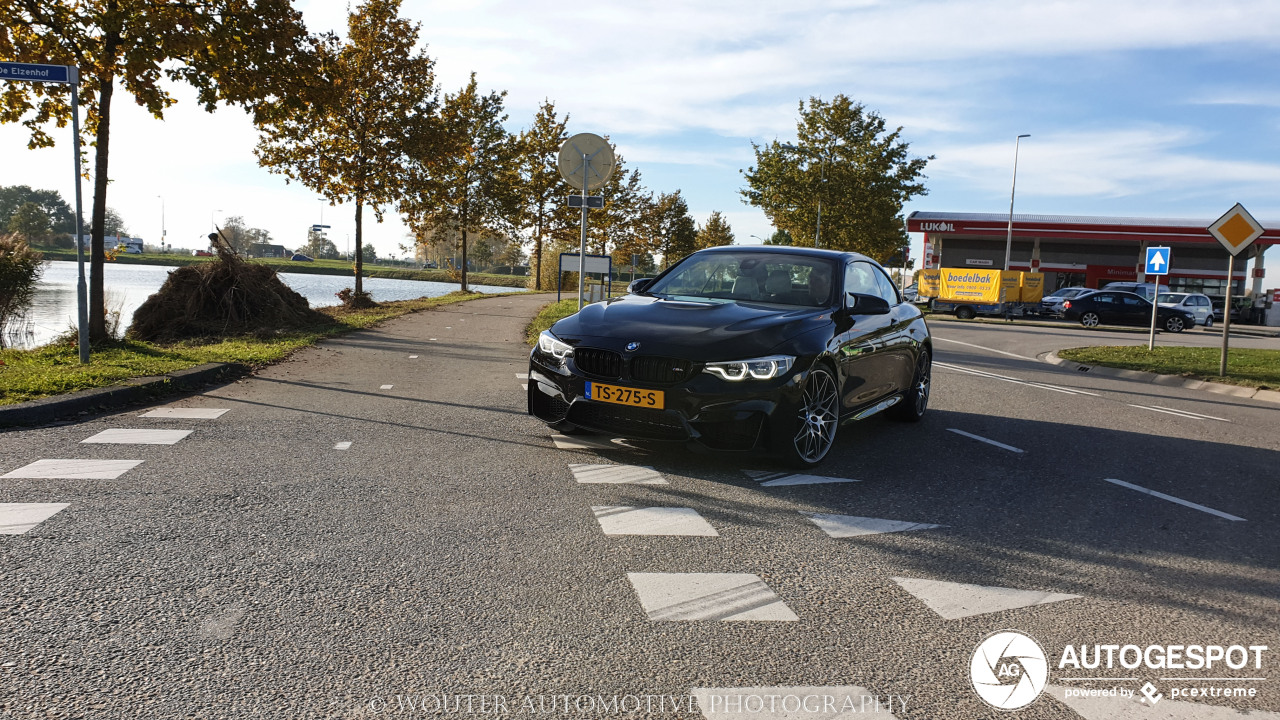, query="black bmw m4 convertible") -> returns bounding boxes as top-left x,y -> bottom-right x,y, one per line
528,246 -> 932,467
